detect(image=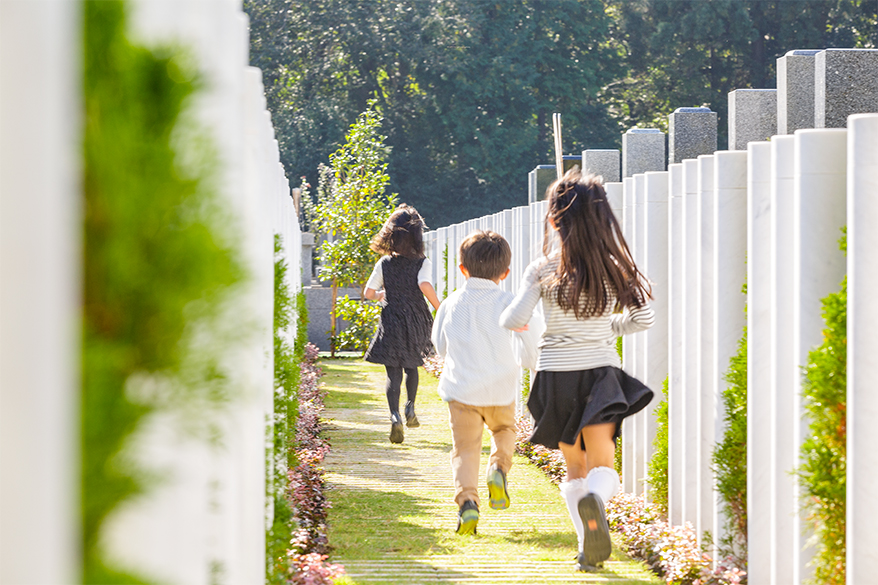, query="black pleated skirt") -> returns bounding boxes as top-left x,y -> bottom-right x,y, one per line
526,367 -> 653,450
